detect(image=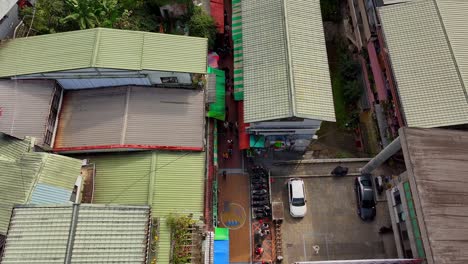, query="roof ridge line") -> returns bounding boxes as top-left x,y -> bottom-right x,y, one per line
281,0 -> 297,117
90,28 -> 102,68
